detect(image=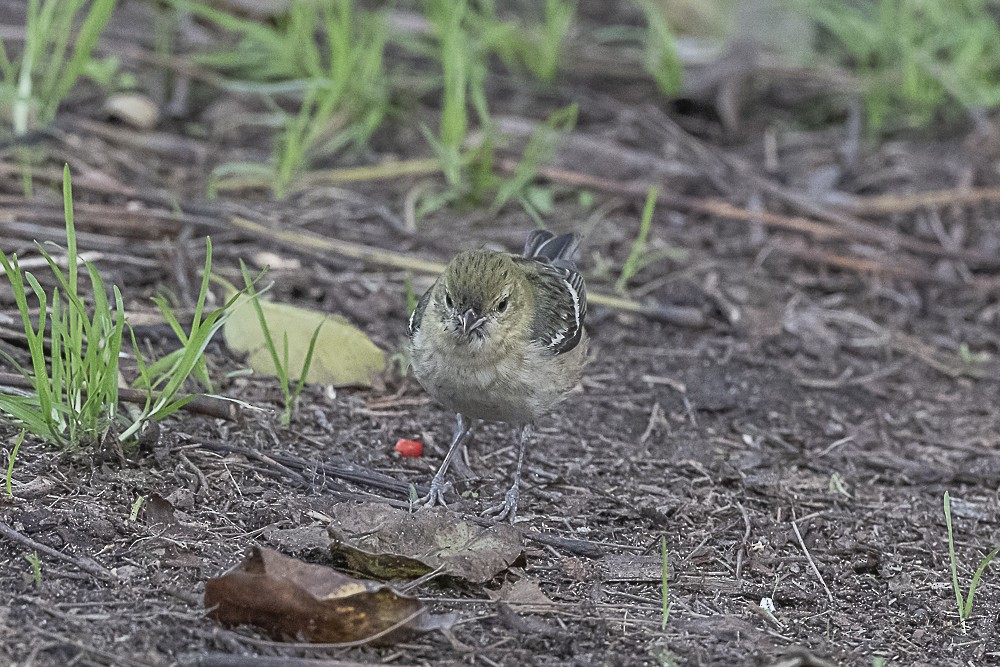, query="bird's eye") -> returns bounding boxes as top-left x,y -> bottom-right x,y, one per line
496,297 -> 509,313
444,293 -> 454,309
